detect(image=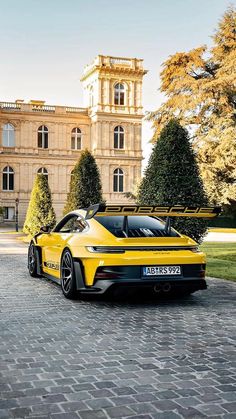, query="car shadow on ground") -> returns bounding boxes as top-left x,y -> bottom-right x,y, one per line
74,289 -> 202,308
37,272 -> 222,309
